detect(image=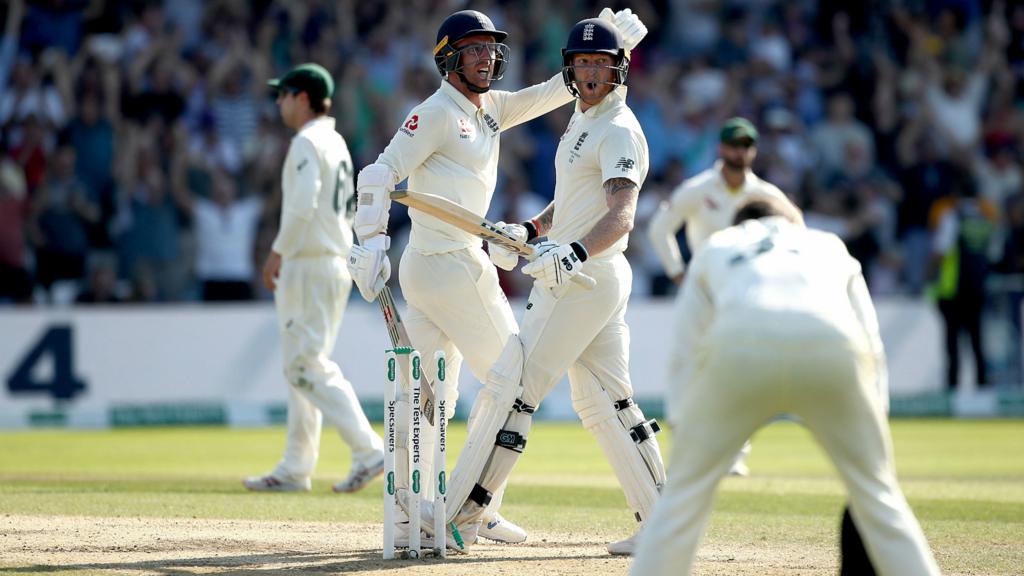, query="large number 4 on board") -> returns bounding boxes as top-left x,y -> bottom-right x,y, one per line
7,326 -> 87,401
